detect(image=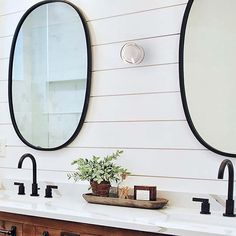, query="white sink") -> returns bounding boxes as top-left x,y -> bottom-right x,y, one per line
163,208 -> 236,236
168,211 -> 235,226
